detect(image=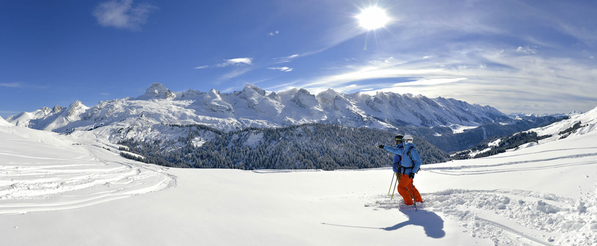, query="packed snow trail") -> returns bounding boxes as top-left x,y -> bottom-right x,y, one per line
0,125 -> 175,214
